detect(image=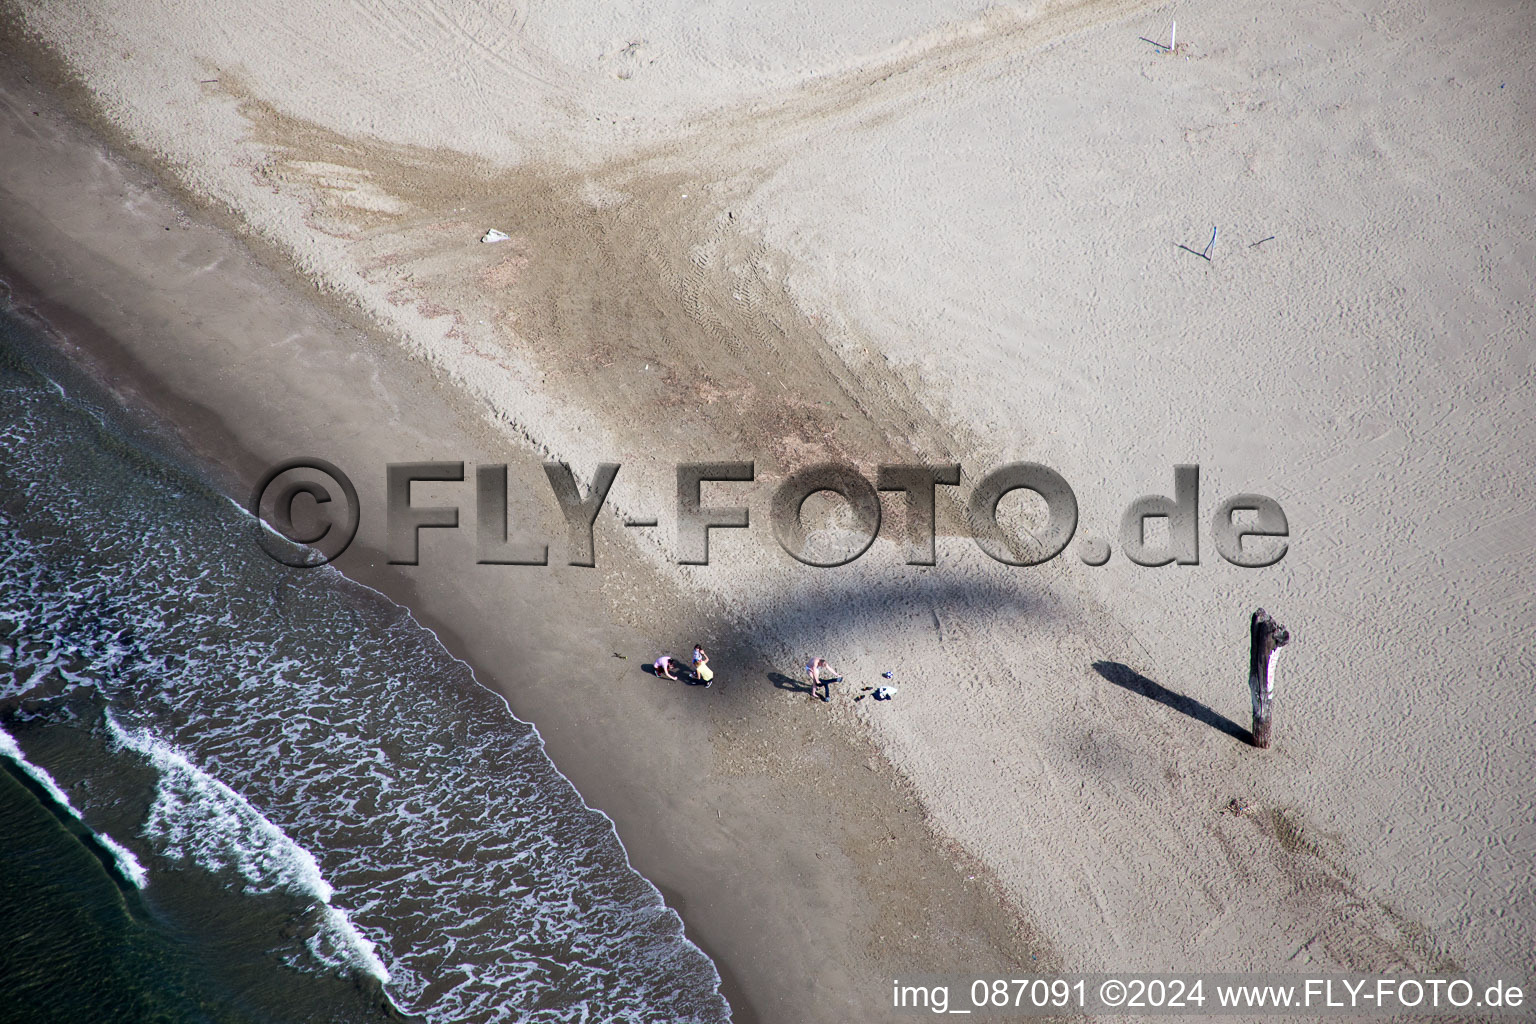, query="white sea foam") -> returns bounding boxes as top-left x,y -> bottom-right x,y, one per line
0,723 -> 149,889
0,723 -> 82,819
96,832 -> 150,888
105,714 -> 389,982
